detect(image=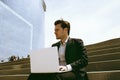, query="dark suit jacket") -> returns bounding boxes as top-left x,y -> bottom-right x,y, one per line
52,38 -> 88,80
